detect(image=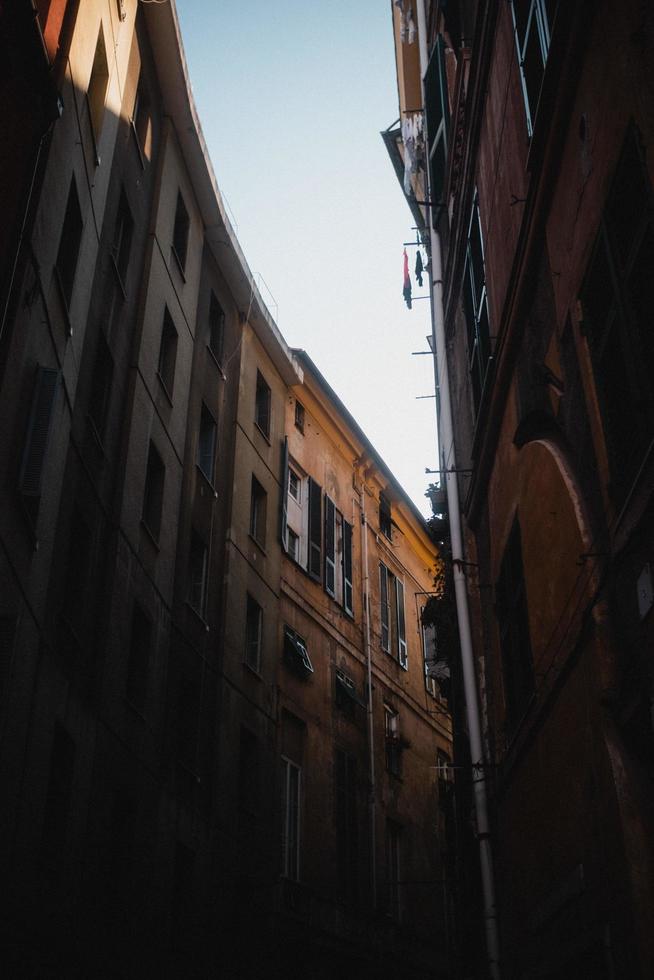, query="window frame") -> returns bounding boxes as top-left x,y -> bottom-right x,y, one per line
511,0 -> 558,138
197,403 -> 217,486
249,475 -> 268,550
254,370 -> 271,439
